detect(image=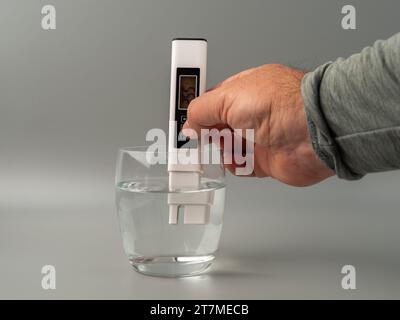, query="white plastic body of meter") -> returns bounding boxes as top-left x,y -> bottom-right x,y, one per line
167,38 -> 214,225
